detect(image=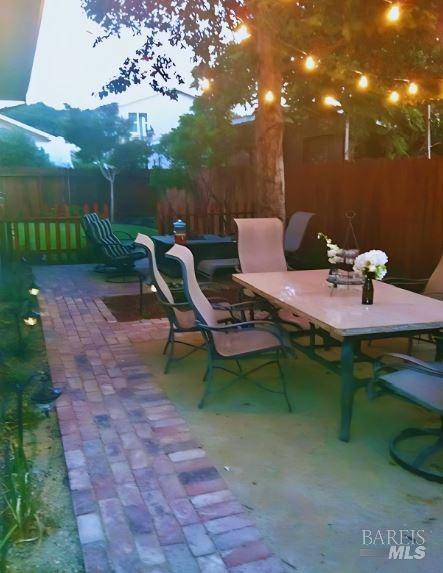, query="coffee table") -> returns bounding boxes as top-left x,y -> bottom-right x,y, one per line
152,234 -> 237,277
